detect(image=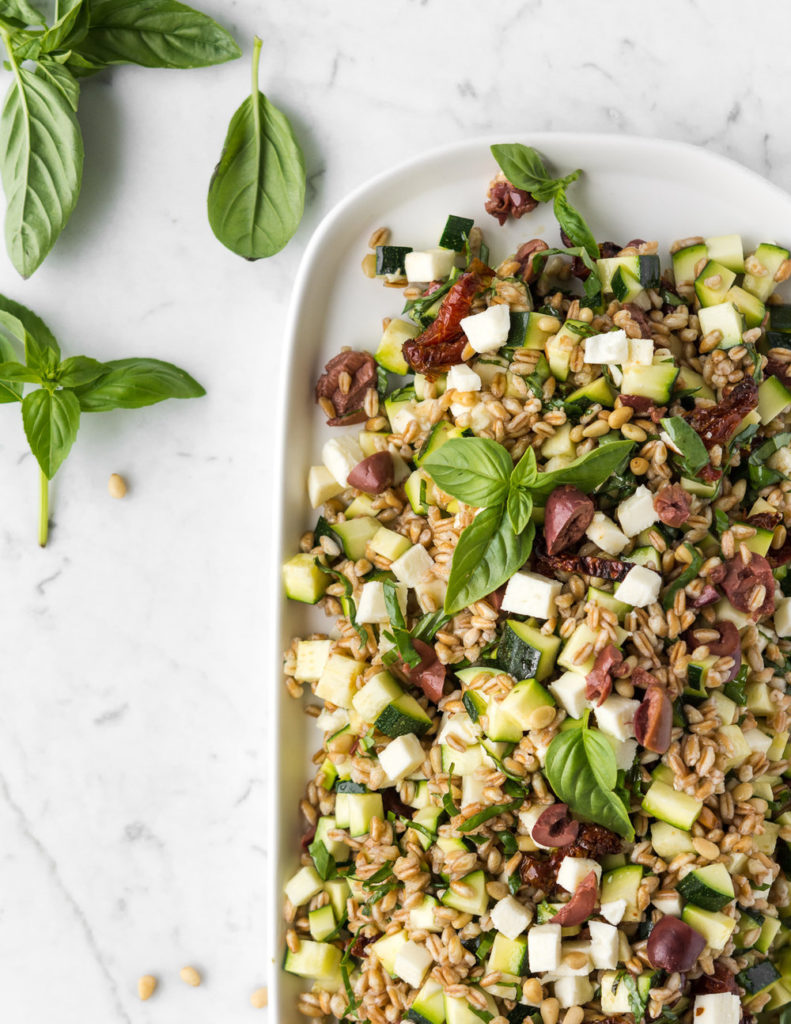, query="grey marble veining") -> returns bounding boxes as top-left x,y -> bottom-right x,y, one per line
0,0 -> 787,1019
